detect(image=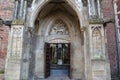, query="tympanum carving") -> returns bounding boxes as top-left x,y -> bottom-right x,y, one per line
49,19 -> 69,35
